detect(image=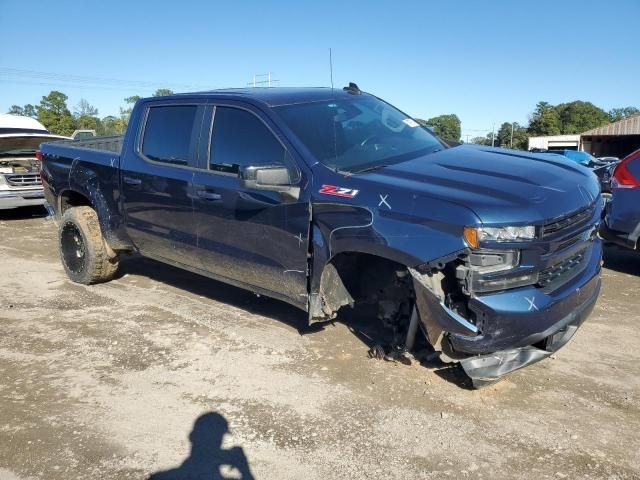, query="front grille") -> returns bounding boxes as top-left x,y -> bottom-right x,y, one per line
542,204 -> 594,238
537,250 -> 586,290
5,174 -> 42,187
556,234 -> 582,252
